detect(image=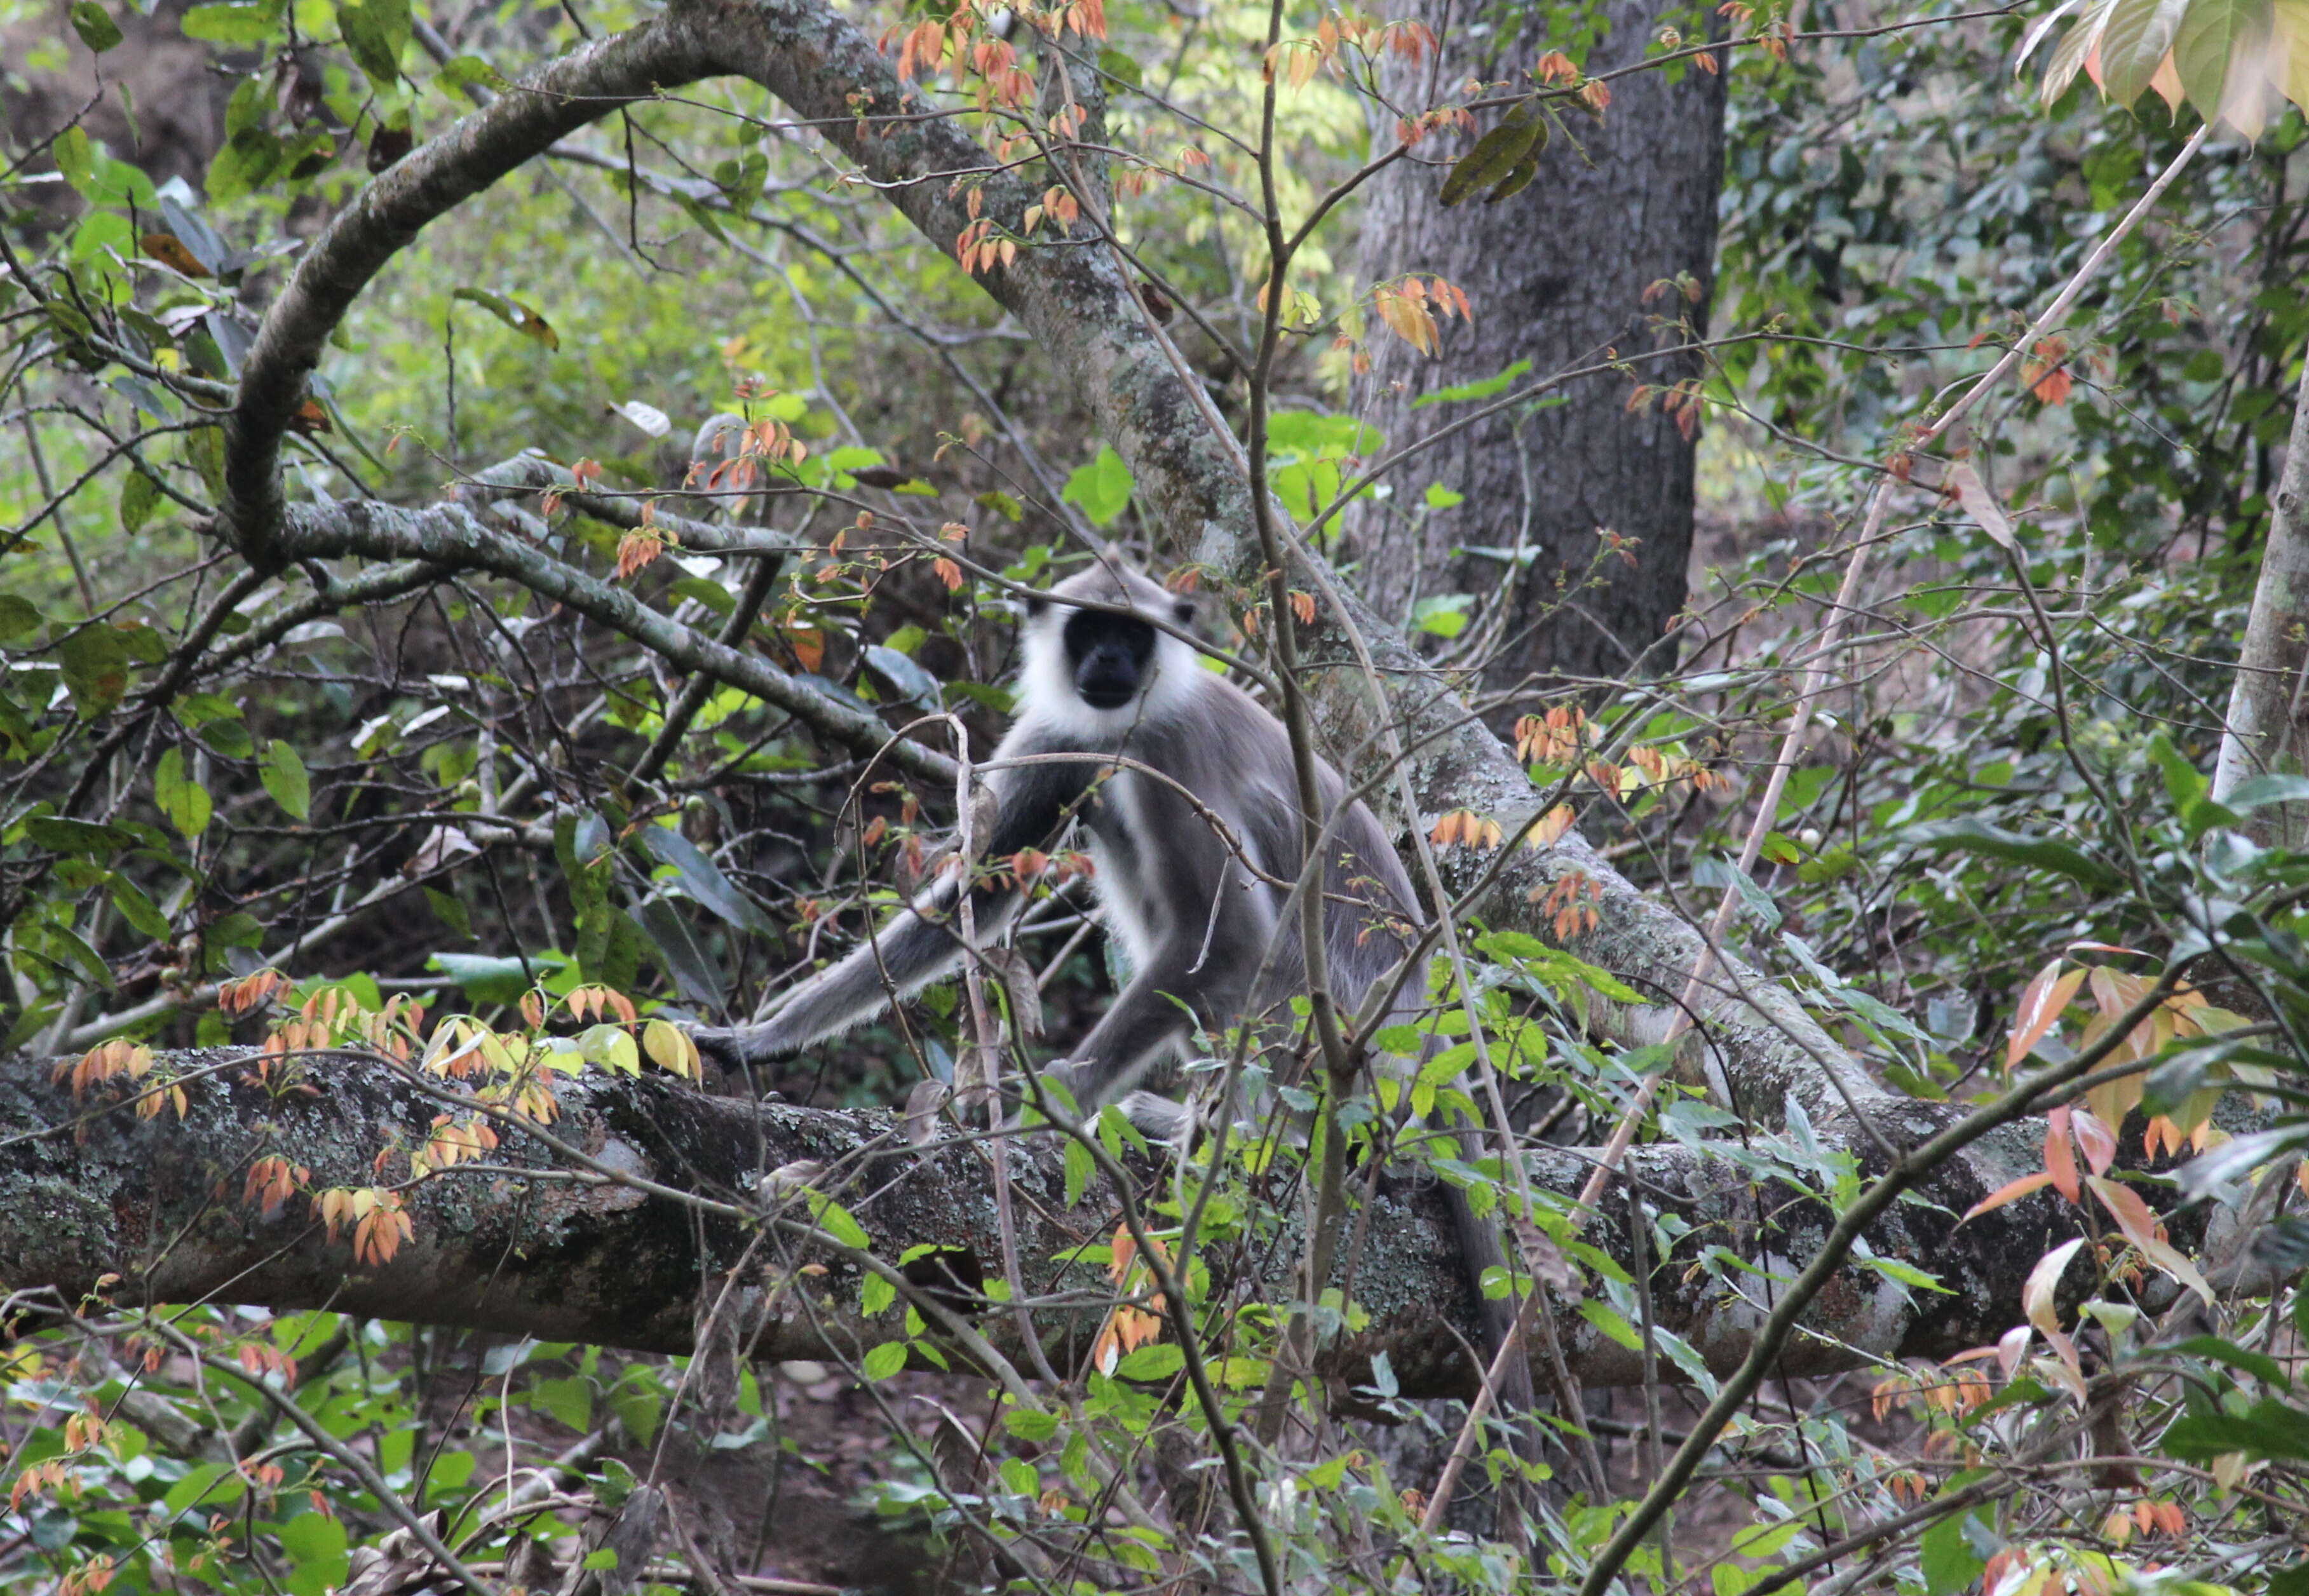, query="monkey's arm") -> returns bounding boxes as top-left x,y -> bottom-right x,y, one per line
693,756 -> 1095,1070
